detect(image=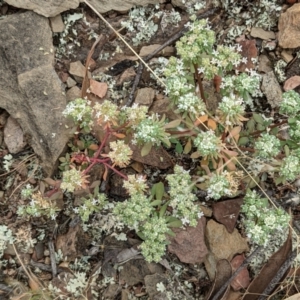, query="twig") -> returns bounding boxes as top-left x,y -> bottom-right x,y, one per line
48,240 -> 58,277
257,249 -> 297,300
211,246 -> 263,300
30,259 -> 65,274
126,7 -> 221,107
